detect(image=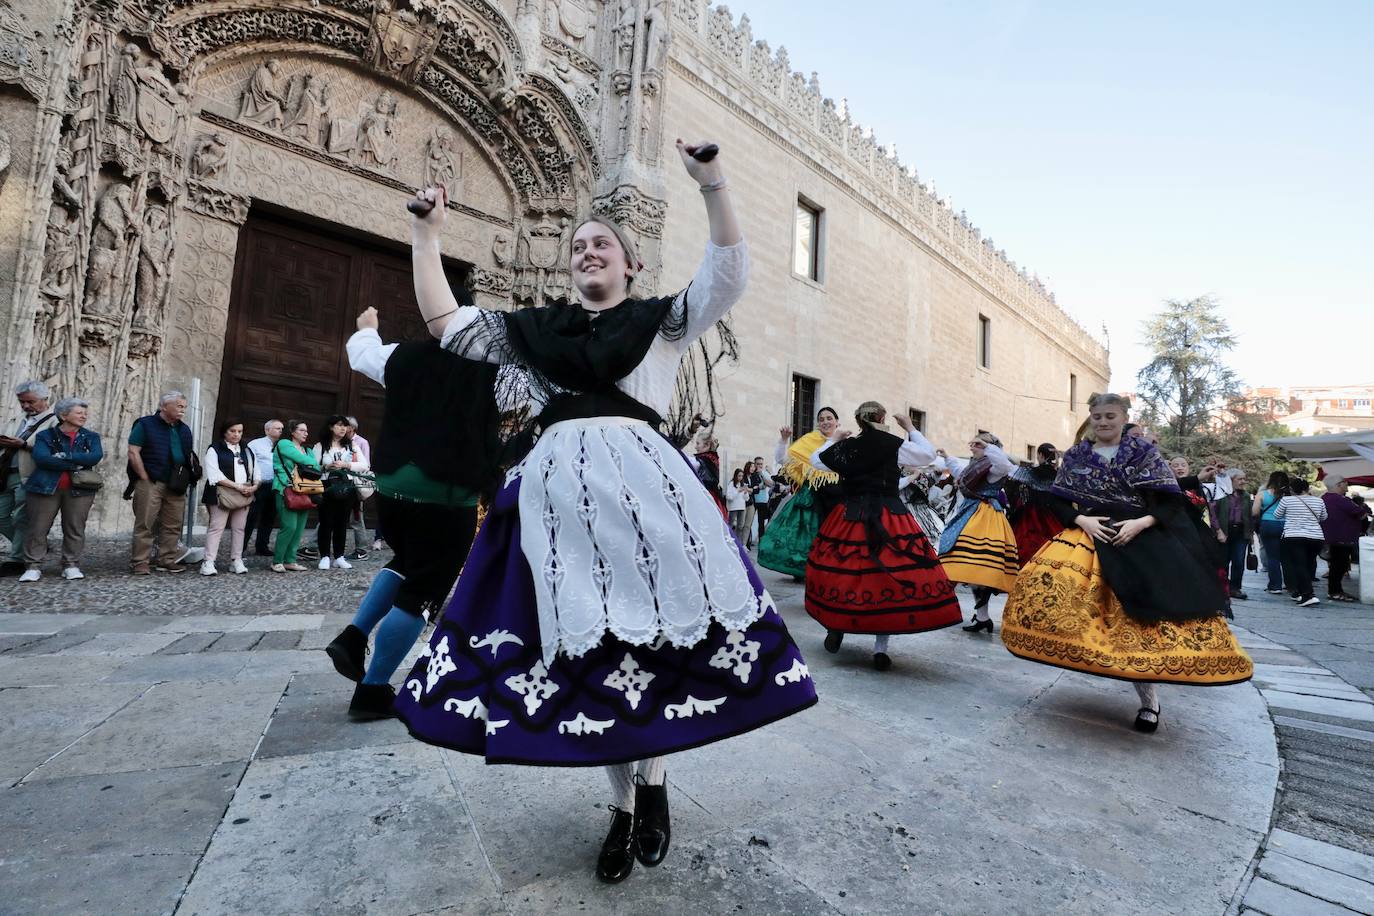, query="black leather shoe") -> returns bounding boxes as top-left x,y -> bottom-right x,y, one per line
1133,706 -> 1160,734
1230,590 -> 1248,600
347,682 -> 397,721
962,618 -> 994,634
823,631 -> 844,653
872,652 -> 892,671
326,624 -> 368,682
633,777 -> 671,867
597,806 -> 636,883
